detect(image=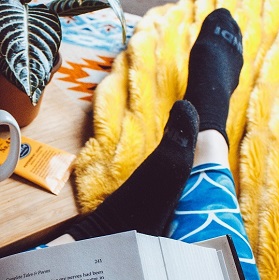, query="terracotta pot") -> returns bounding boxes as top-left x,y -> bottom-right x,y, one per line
0,54 -> 62,127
